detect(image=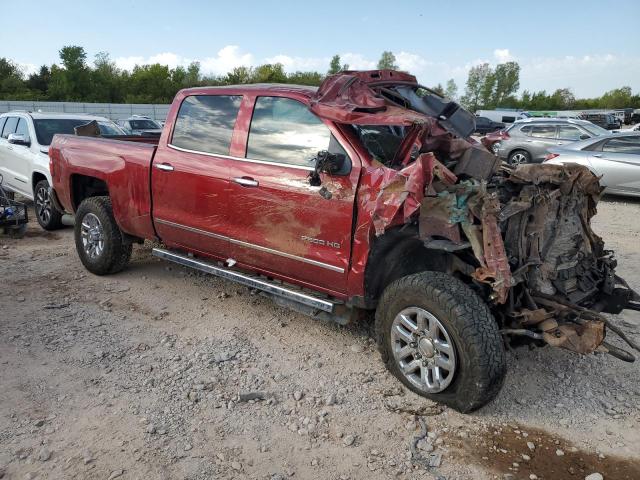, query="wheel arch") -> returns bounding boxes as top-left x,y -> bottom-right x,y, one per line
363,226 -> 463,308
70,174 -> 109,210
31,171 -> 48,196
